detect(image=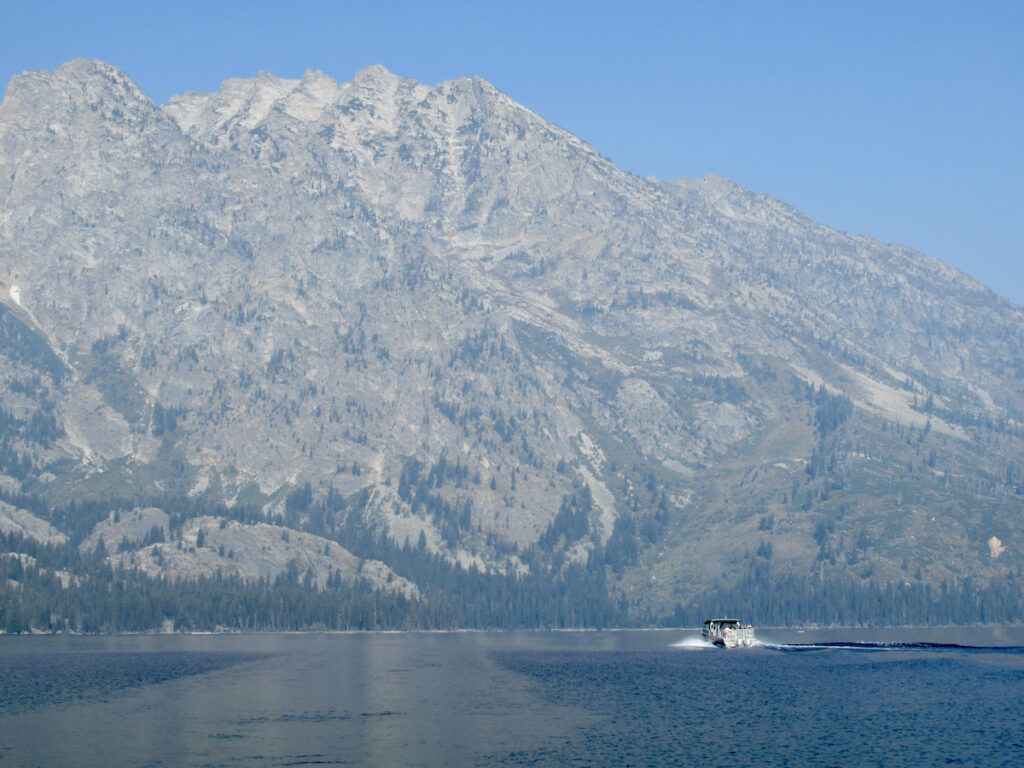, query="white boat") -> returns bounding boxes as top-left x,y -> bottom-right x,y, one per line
702,618 -> 756,648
